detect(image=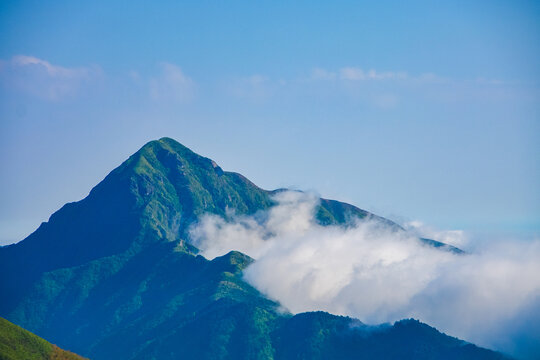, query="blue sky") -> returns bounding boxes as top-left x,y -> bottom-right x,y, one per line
0,0 -> 539,245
